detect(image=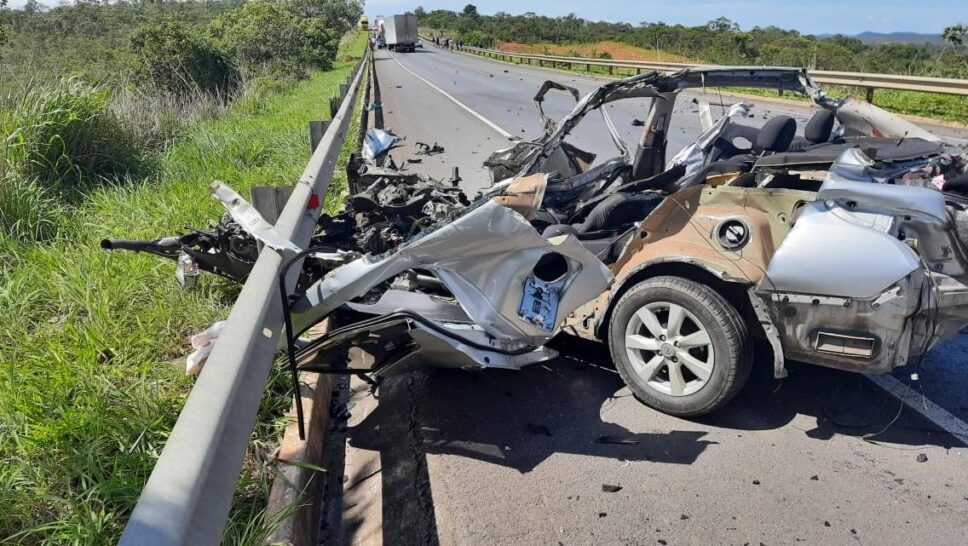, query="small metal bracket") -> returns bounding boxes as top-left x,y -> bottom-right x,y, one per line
748,288 -> 787,379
